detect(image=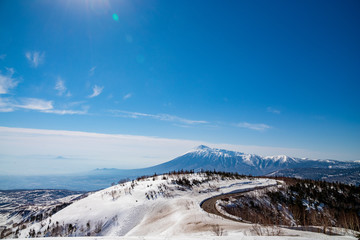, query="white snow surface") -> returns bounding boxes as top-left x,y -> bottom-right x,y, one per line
15,174 -> 356,240
13,236 -> 358,240
186,145 -> 245,158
